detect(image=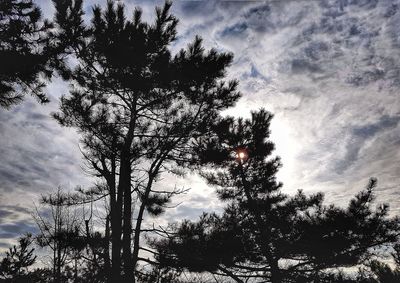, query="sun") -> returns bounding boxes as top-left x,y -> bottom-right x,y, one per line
235,149 -> 247,161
